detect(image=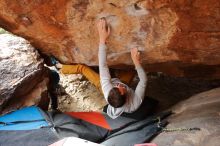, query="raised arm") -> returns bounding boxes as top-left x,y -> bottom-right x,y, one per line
97,18 -> 113,99
131,48 -> 147,101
